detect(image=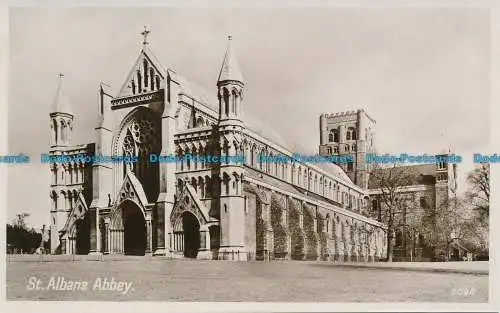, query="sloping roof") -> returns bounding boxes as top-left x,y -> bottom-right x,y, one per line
244,166 -> 343,207
51,75 -> 73,115
217,36 -> 244,83
367,163 -> 437,189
